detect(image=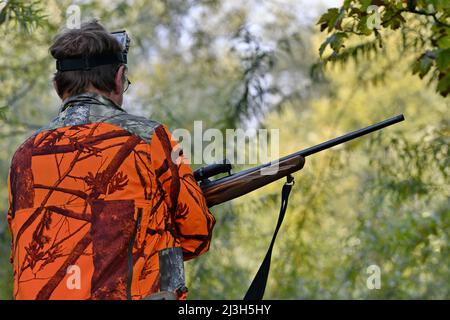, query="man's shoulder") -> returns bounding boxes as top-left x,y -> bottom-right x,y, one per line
34,108 -> 162,144
86,101 -> 163,143
102,112 -> 162,143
